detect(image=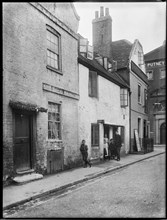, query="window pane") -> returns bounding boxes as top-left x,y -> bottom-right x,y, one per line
48,130 -> 52,139
160,69 -> 165,79
50,42 -> 55,51
51,58 -> 54,68
47,31 -> 51,40
50,33 -> 55,43
47,56 -> 51,66
48,112 -> 52,120
55,113 -> 60,121
54,45 -> 59,54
